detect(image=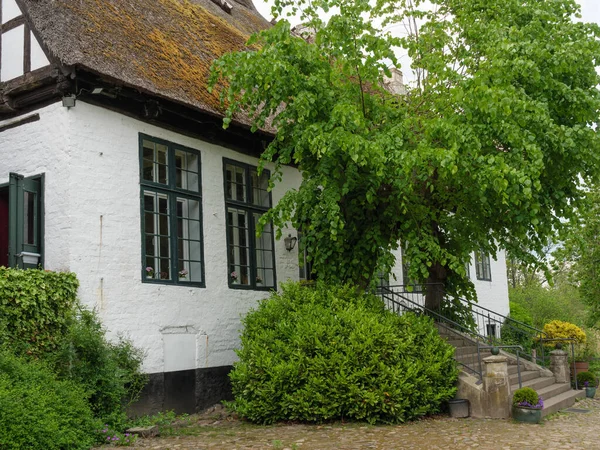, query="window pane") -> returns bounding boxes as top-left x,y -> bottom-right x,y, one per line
144,191 -> 171,280
254,214 -> 275,287
228,207 -> 249,285
142,141 -> 155,182
176,197 -> 203,283
251,170 -> 270,207
226,164 -> 246,202
23,191 -> 35,245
